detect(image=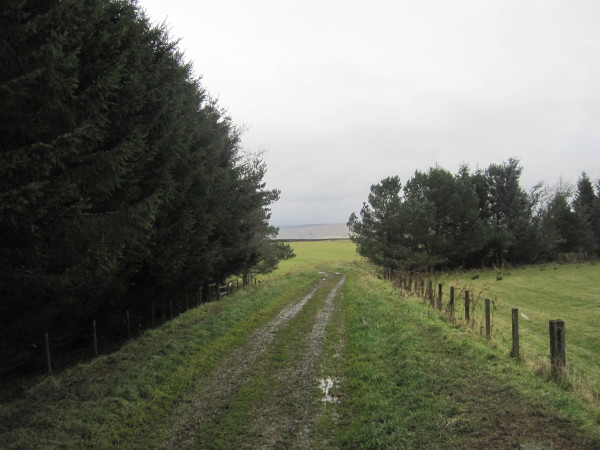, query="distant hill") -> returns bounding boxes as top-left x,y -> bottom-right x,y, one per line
276,223 -> 350,240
